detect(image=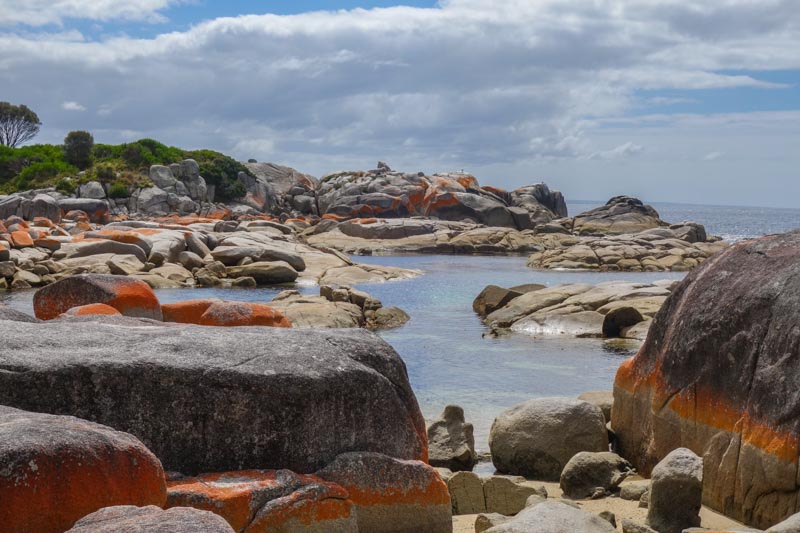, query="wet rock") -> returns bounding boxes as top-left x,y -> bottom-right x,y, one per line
316,452 -> 452,533
33,274 -> 162,320
0,406 -> 166,533
427,405 -> 477,472
0,321 -> 428,475
559,451 -> 634,499
67,505 -> 234,533
489,398 -> 608,480
647,448 -> 702,533
367,306 -> 410,330
473,285 -> 524,318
